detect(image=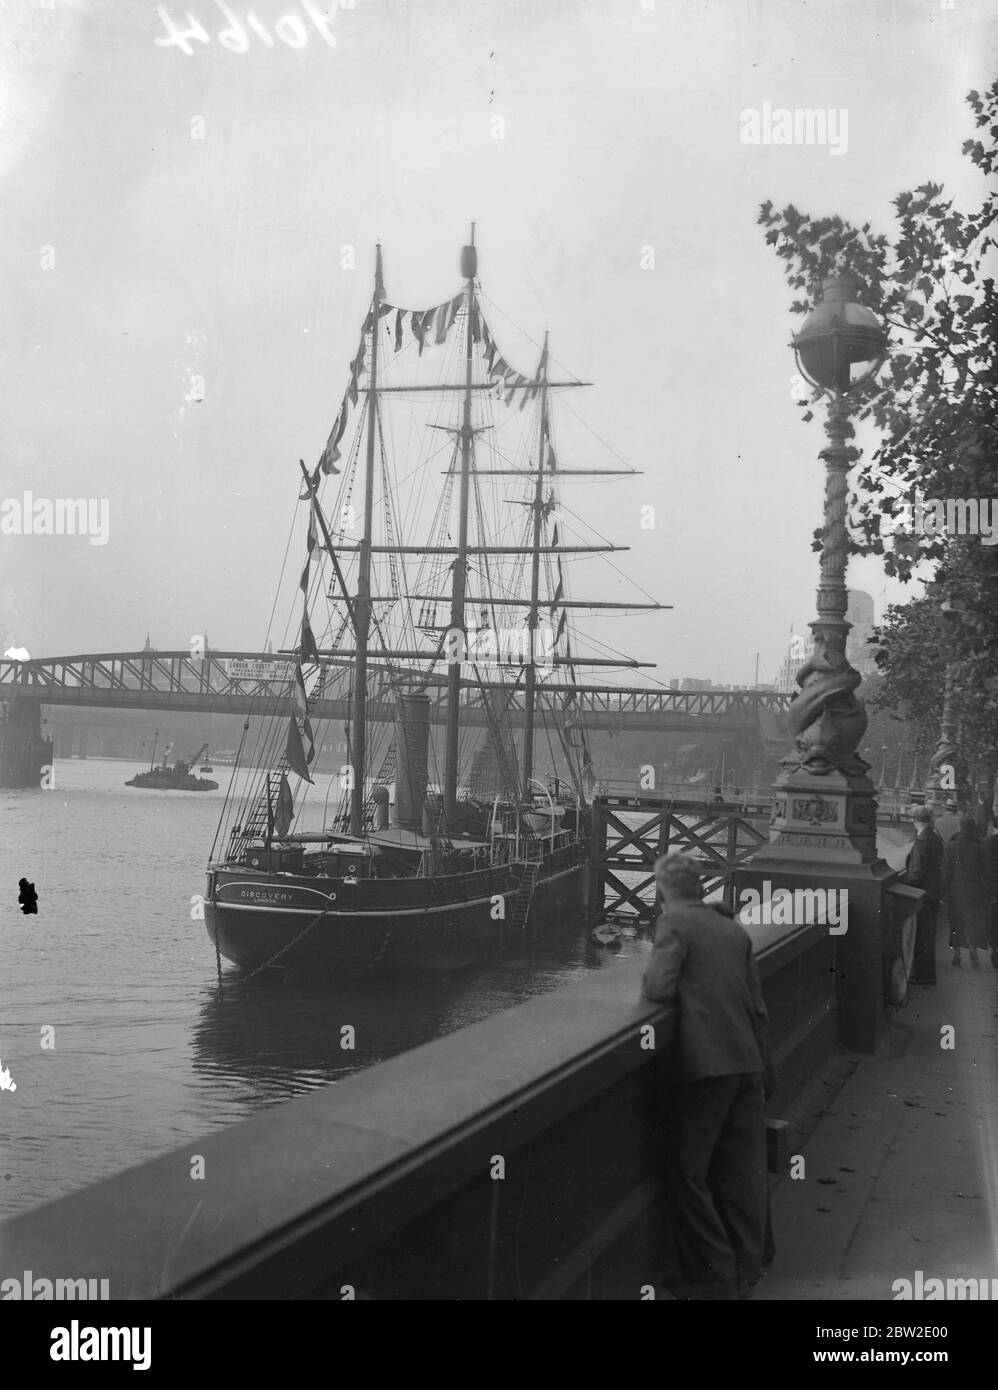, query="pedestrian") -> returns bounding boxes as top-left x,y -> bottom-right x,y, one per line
933,798 -> 963,842
642,850 -> 772,1300
941,814 -> 992,968
902,805 -> 944,985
